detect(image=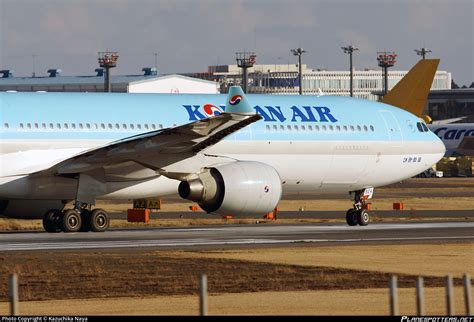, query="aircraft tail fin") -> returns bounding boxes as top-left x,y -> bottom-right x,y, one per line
225,86 -> 253,114
382,59 -> 440,118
